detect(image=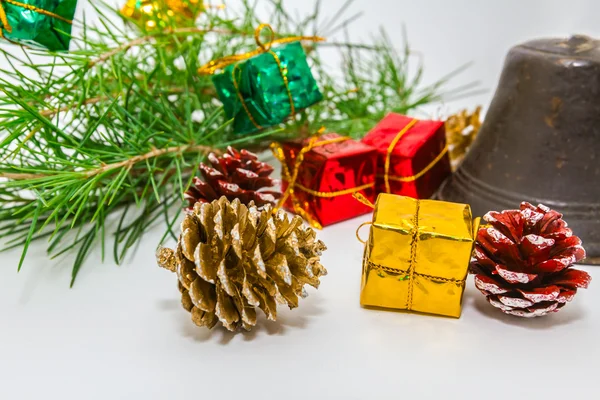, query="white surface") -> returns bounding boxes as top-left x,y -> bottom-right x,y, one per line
2,1 -> 600,399
1,216 -> 599,400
